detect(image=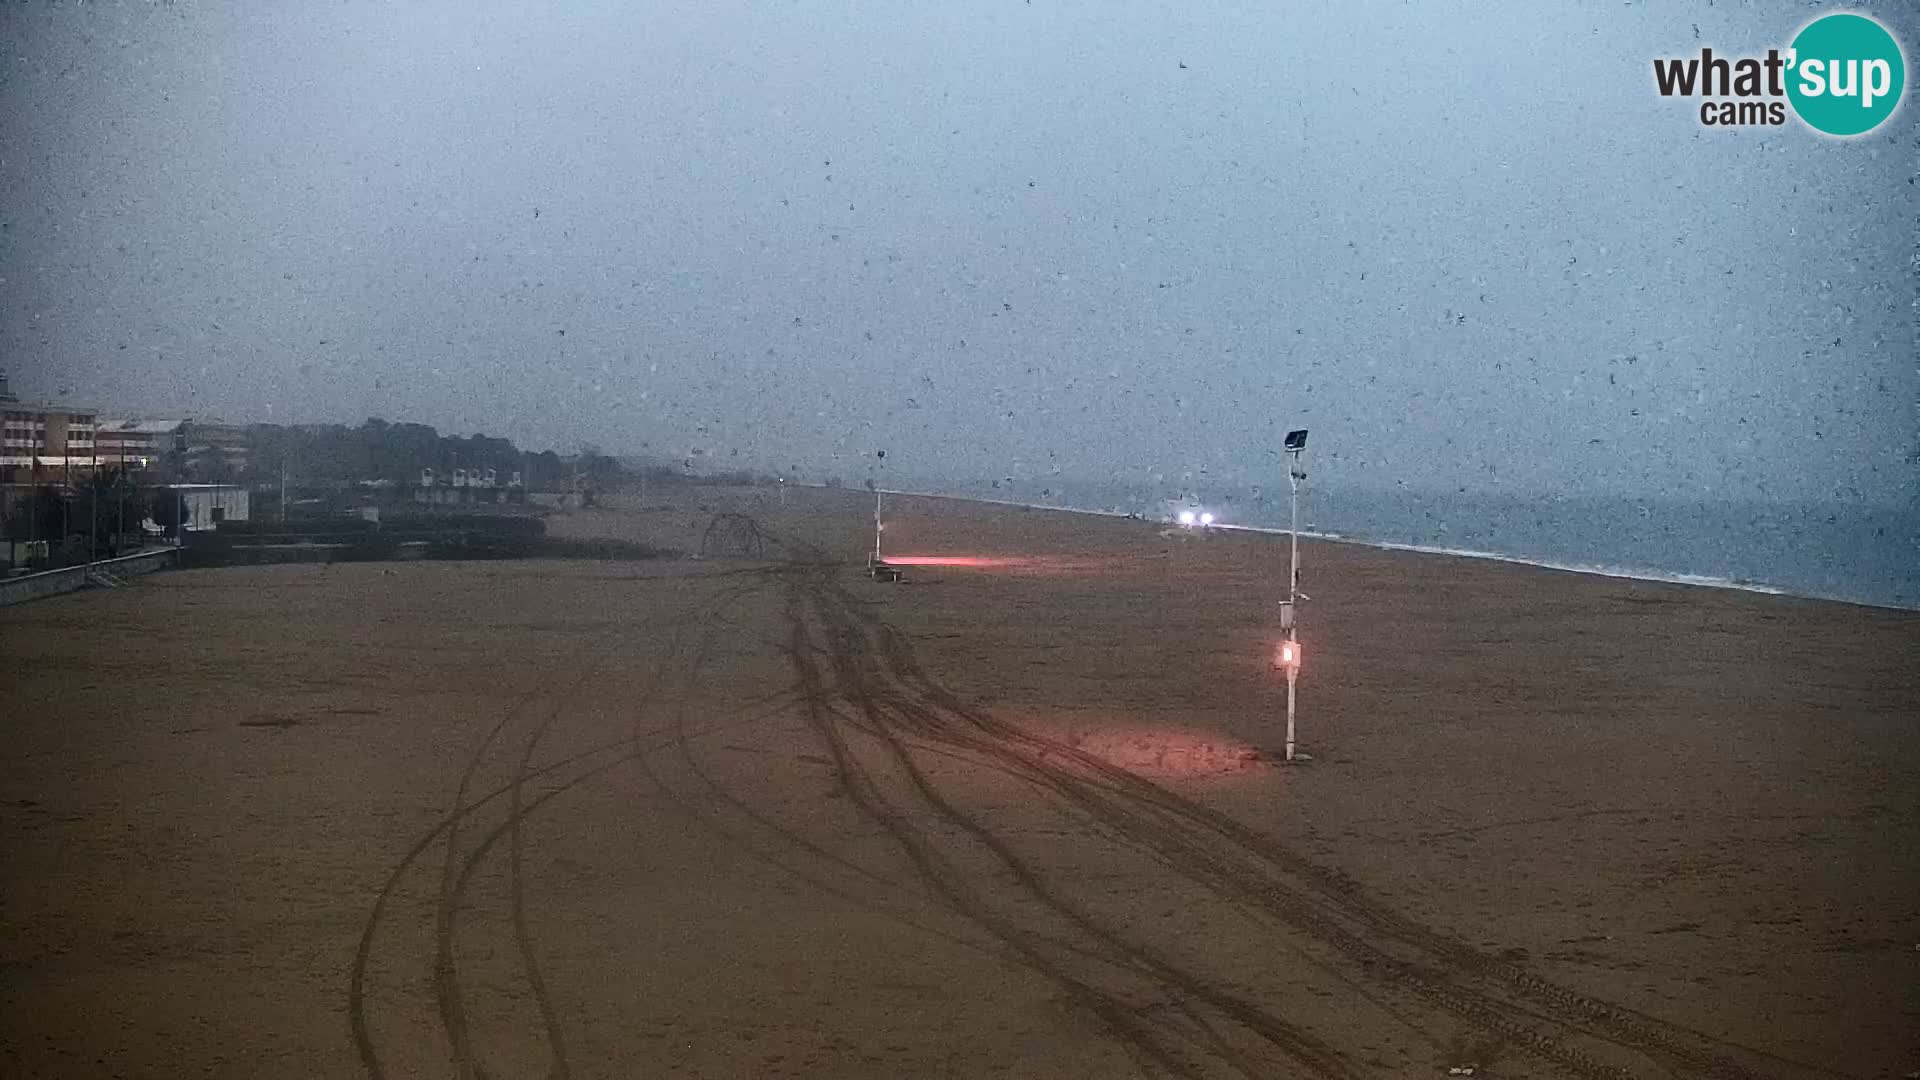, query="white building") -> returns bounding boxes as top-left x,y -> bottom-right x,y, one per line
93,418 -> 185,472
165,484 -> 250,531
1,384 -> 98,481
